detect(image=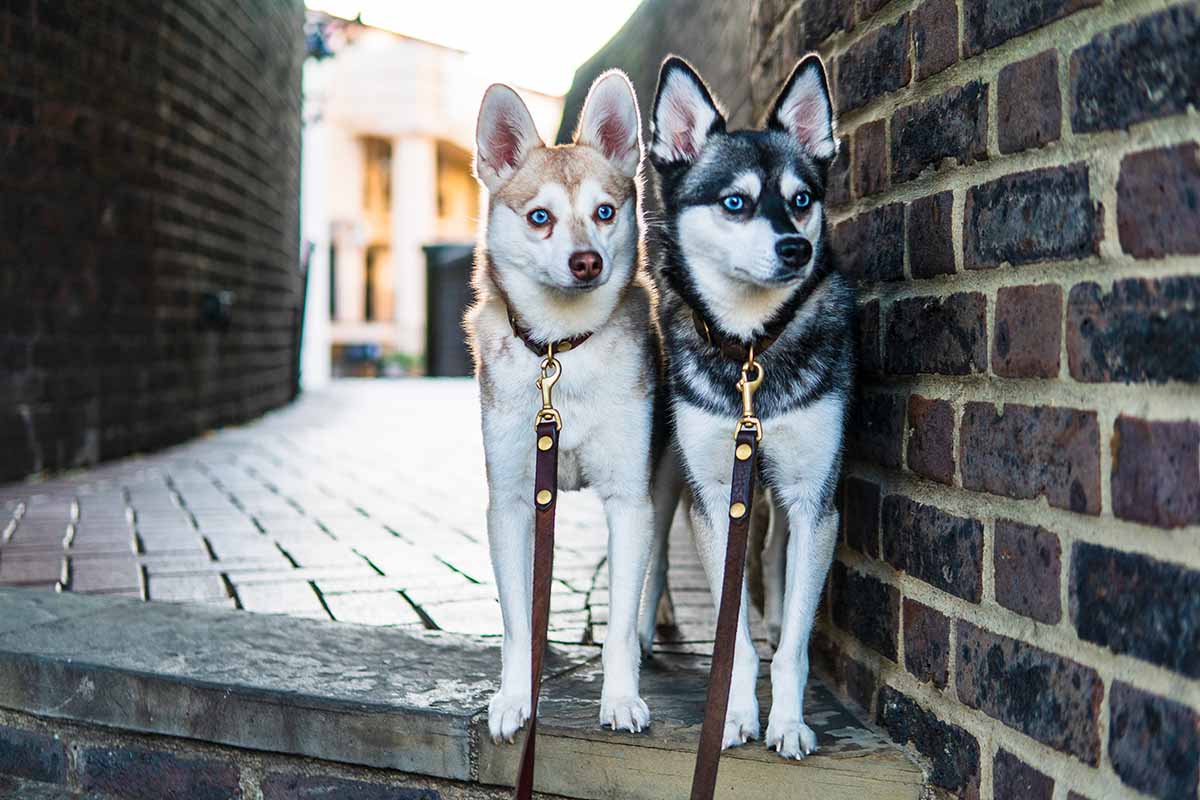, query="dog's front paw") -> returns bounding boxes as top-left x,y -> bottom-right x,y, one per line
721,700 -> 760,750
488,691 -> 531,744
600,694 -> 650,733
765,716 -> 818,759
